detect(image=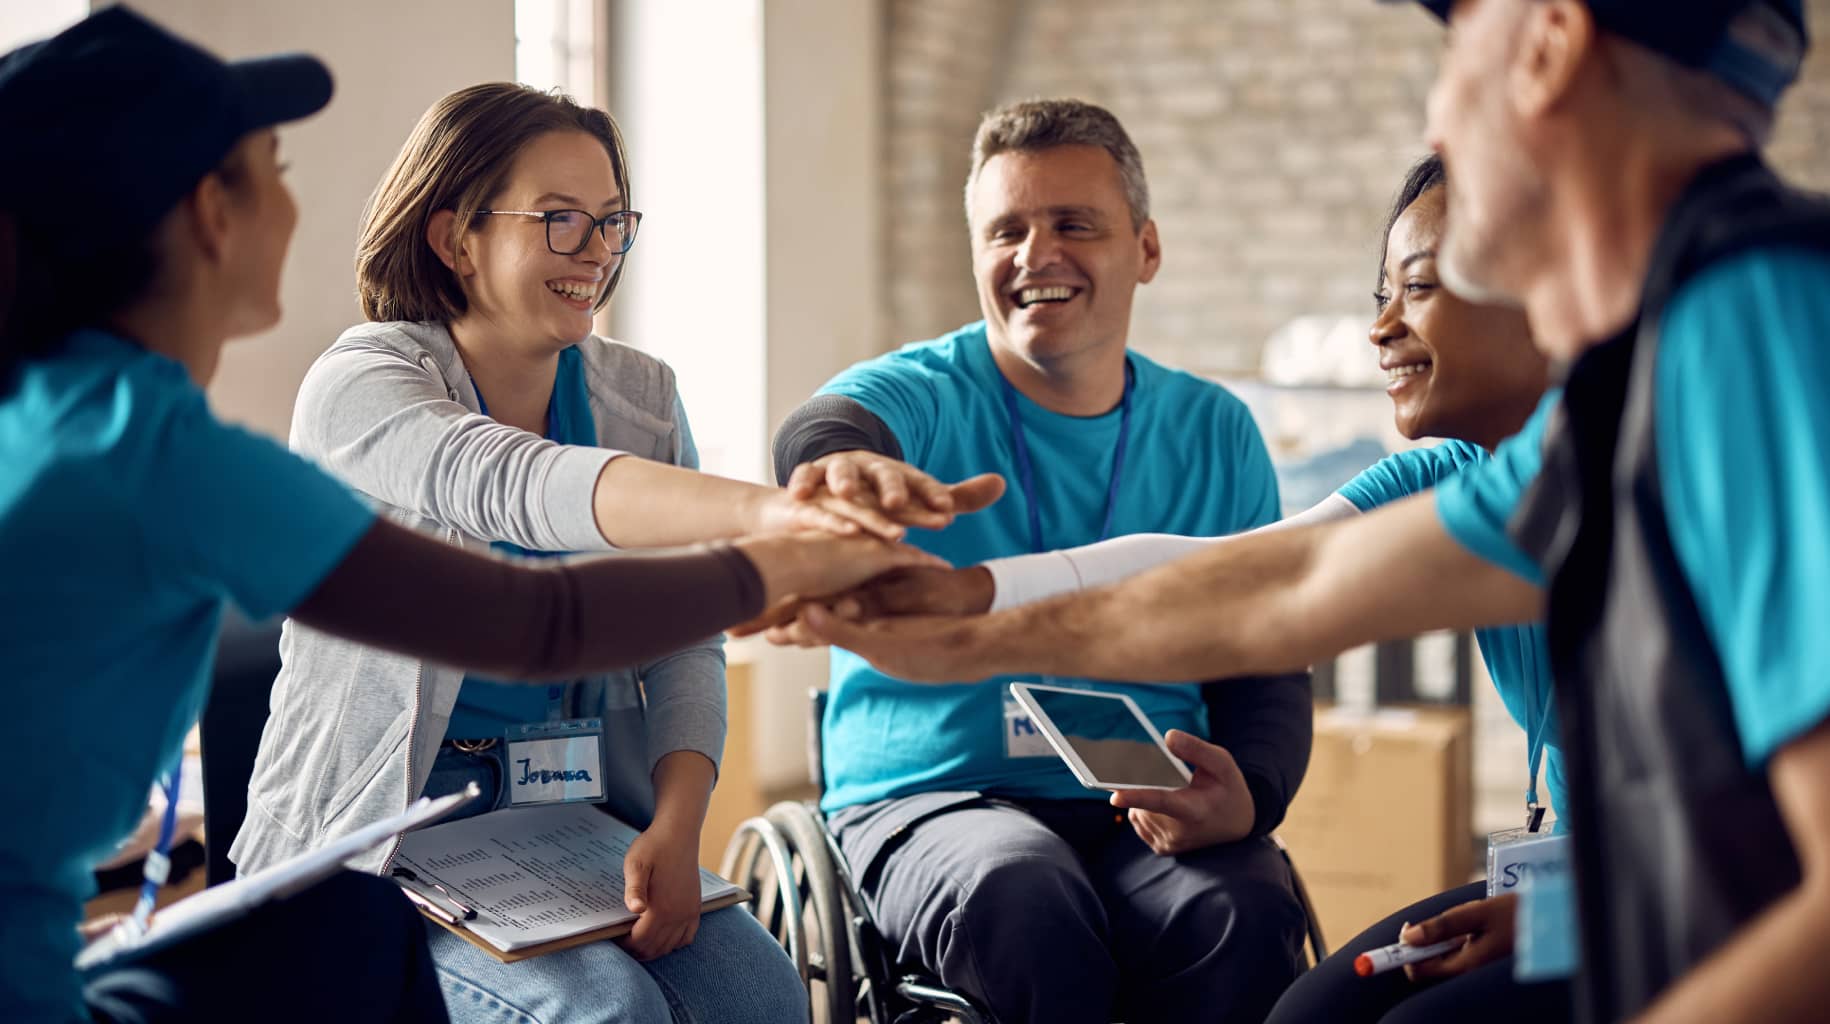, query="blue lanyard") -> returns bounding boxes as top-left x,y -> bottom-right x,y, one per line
998,360 -> 1136,554
1522,640 -> 1556,831
474,383 -> 566,712
126,759 -> 181,936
